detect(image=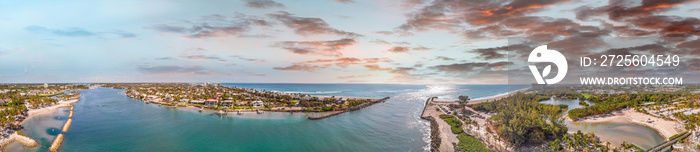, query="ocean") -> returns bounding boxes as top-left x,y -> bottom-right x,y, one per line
9,83 -> 527,151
